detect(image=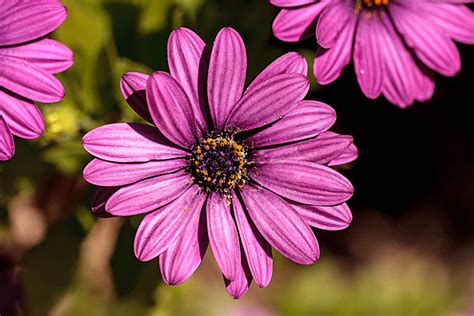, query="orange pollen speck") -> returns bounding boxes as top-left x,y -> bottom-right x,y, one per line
355,0 -> 390,14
